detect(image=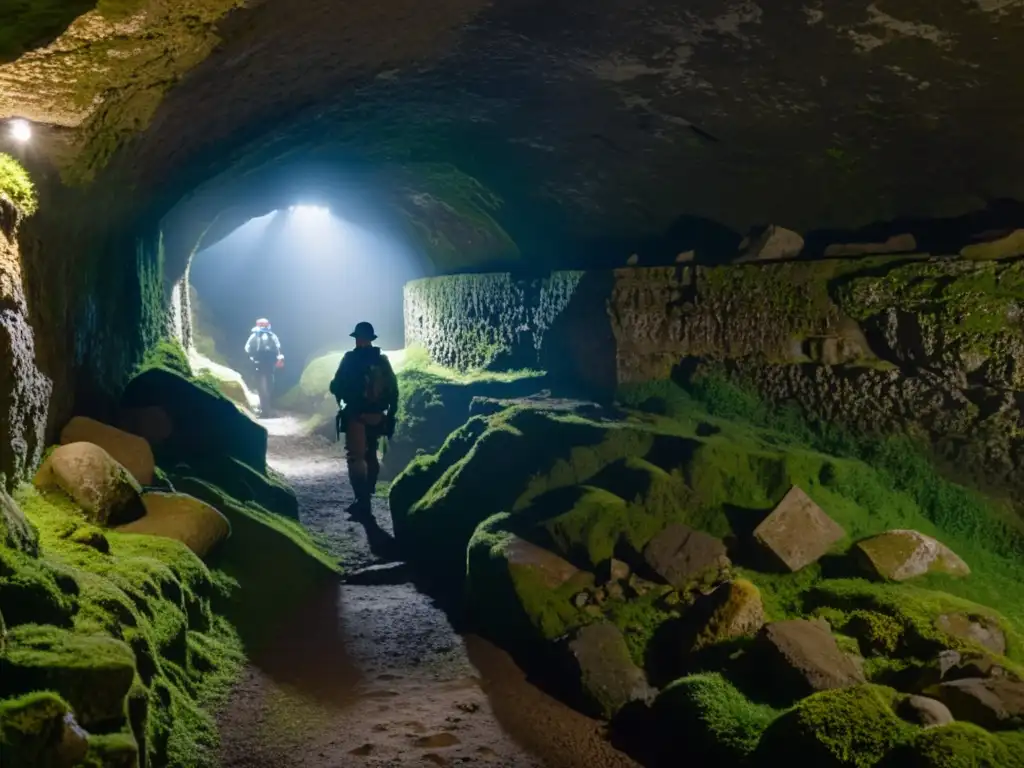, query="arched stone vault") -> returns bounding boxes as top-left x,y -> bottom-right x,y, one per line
5,0 -> 1024,442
